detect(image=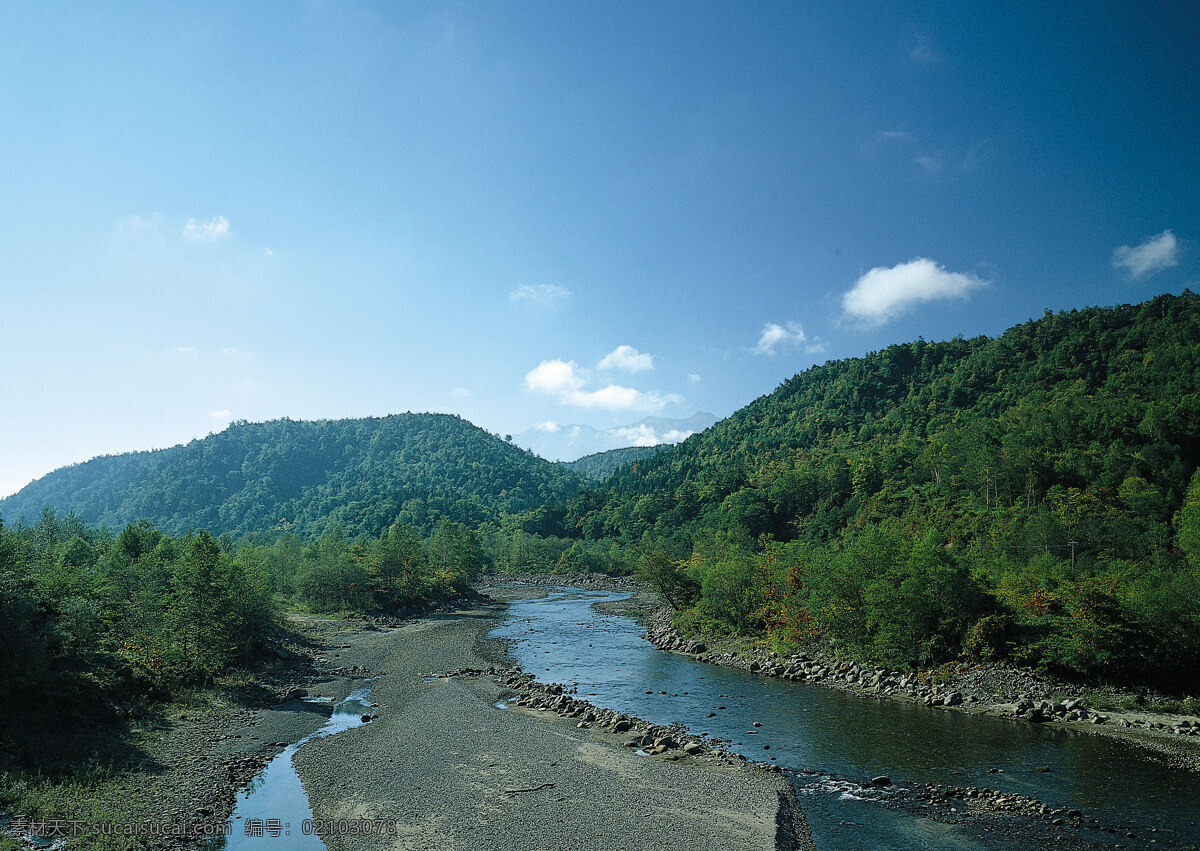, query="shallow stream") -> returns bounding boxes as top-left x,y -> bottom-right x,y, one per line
489,587 -> 1200,849
211,684 -> 375,850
